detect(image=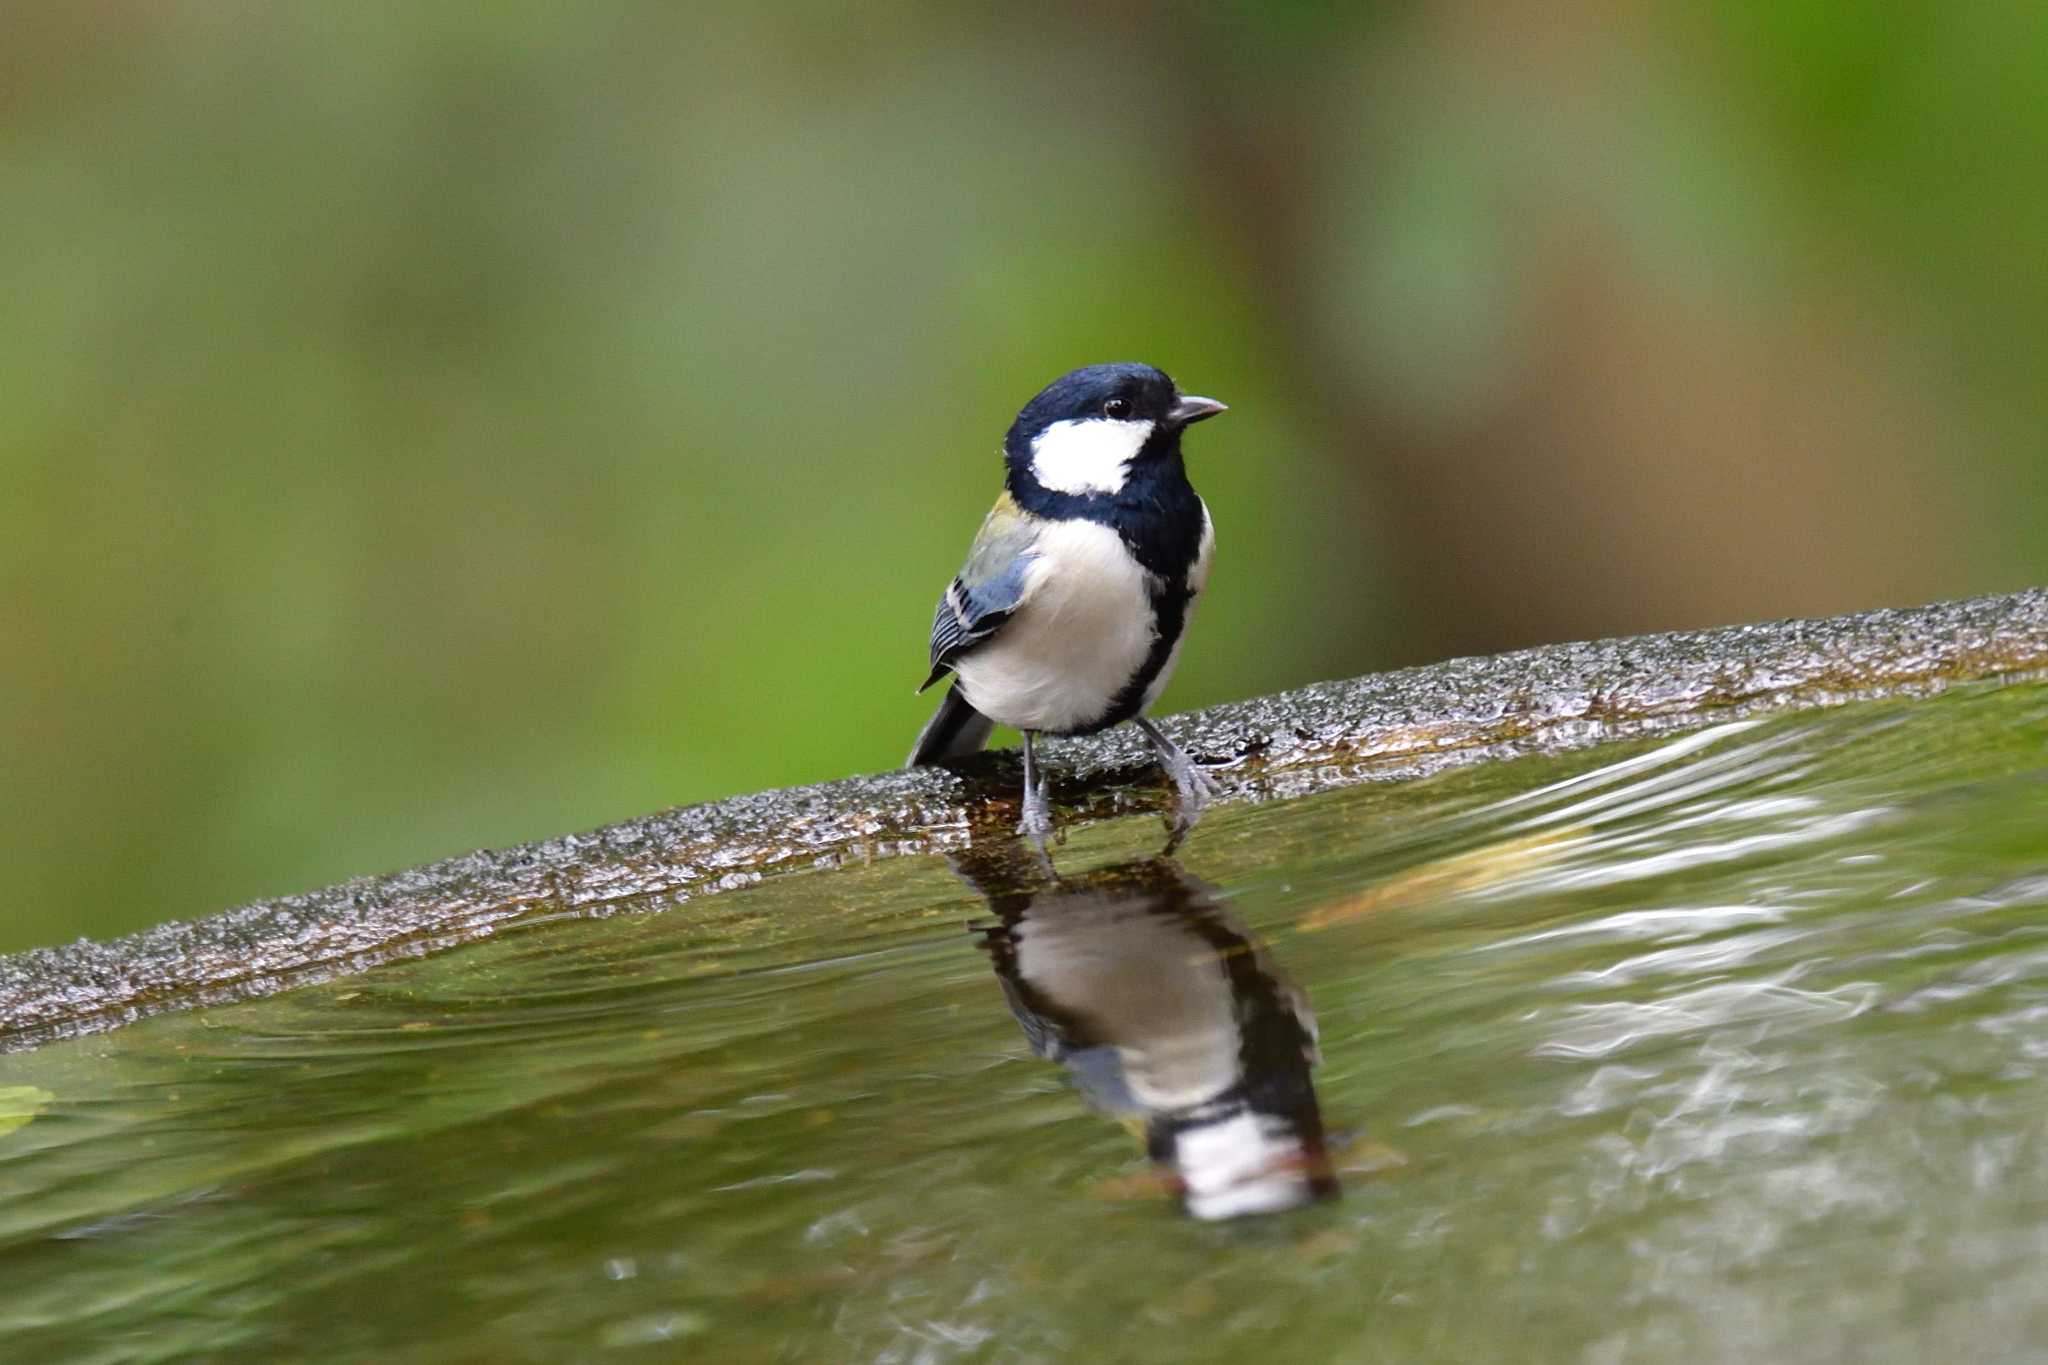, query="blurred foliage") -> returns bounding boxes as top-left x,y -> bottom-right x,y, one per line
2,3 -> 2042,952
